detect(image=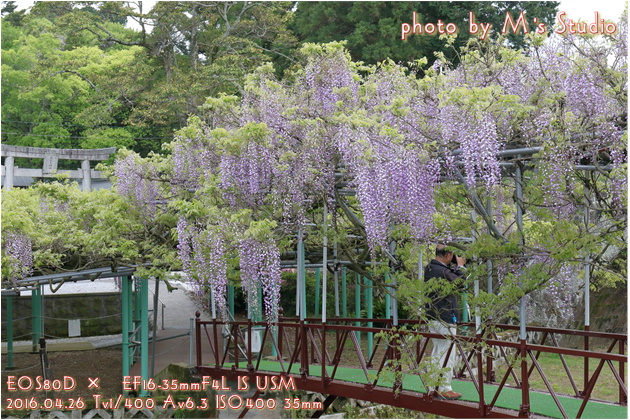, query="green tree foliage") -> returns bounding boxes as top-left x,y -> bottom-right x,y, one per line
292,2 -> 559,66
1,180 -> 178,285
82,127 -> 135,151
1,1 -> 26,26
1,1 -> 297,156
1,7 -> 147,157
